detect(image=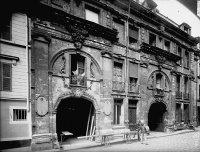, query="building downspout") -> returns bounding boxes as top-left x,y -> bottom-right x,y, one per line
125,0 -> 131,126
26,15 -> 30,112
26,14 -> 31,139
